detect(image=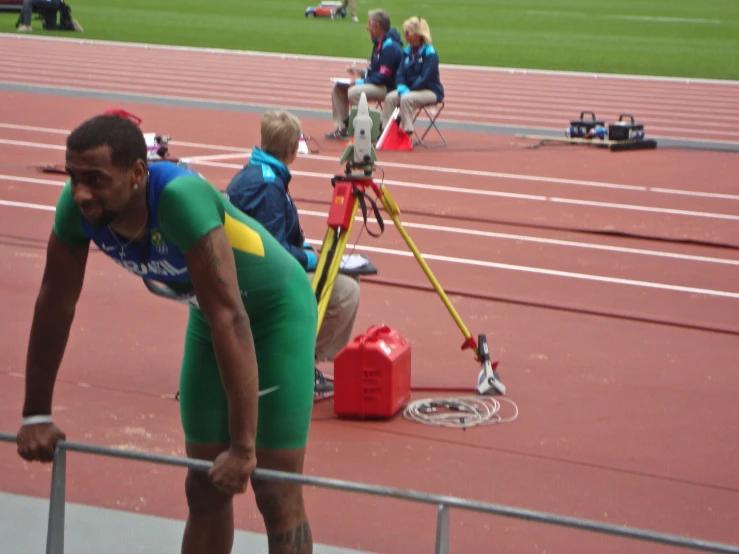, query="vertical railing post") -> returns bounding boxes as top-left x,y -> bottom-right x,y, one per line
434,503 -> 450,554
45,445 -> 67,554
